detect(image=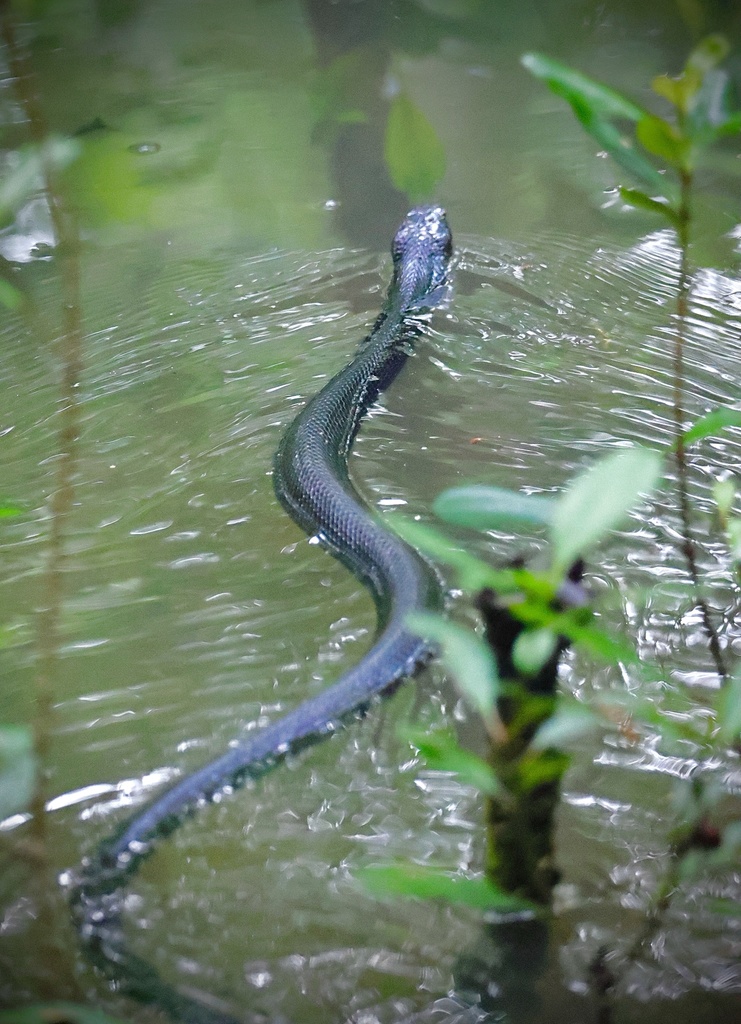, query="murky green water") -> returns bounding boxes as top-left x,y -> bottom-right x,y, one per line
1,1 -> 740,1022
